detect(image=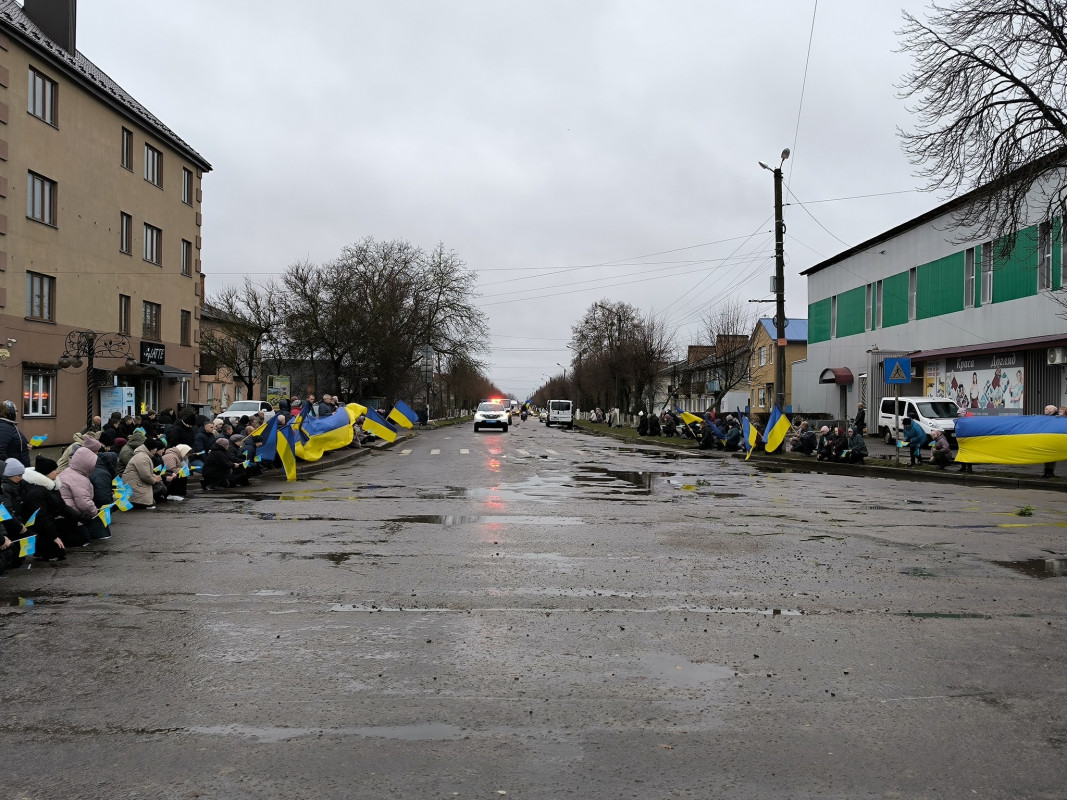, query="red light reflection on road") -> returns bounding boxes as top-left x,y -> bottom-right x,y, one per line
487,458 -> 501,473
